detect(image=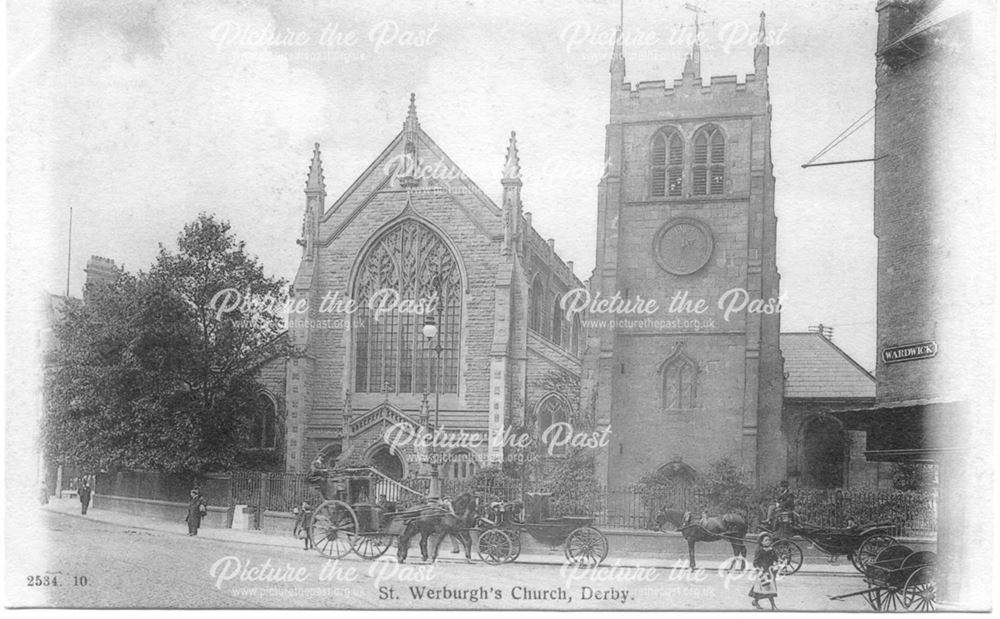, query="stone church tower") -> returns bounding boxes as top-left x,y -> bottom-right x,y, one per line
584,14 -> 784,487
